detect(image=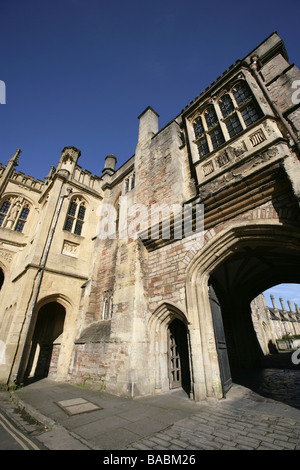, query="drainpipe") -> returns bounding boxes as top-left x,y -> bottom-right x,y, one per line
11,186 -> 73,384
250,56 -> 300,155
